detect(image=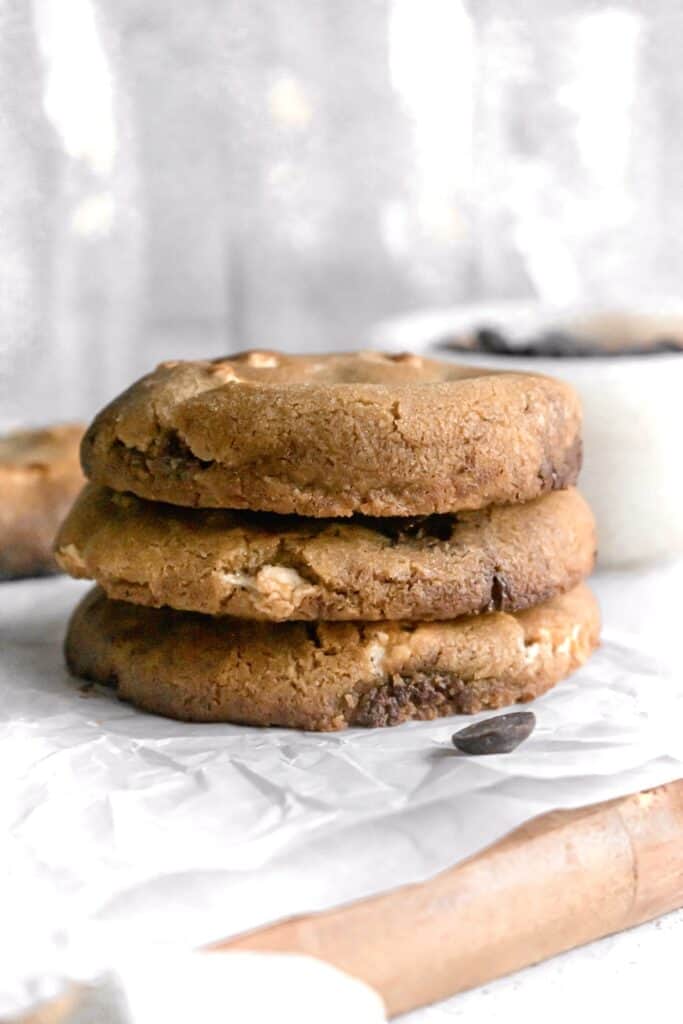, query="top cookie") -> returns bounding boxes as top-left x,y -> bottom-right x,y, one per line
81,350 -> 582,517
